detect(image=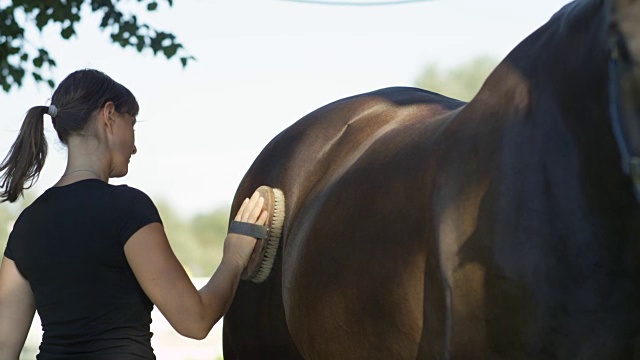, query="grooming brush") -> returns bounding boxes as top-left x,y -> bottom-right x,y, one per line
240,185 -> 285,283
